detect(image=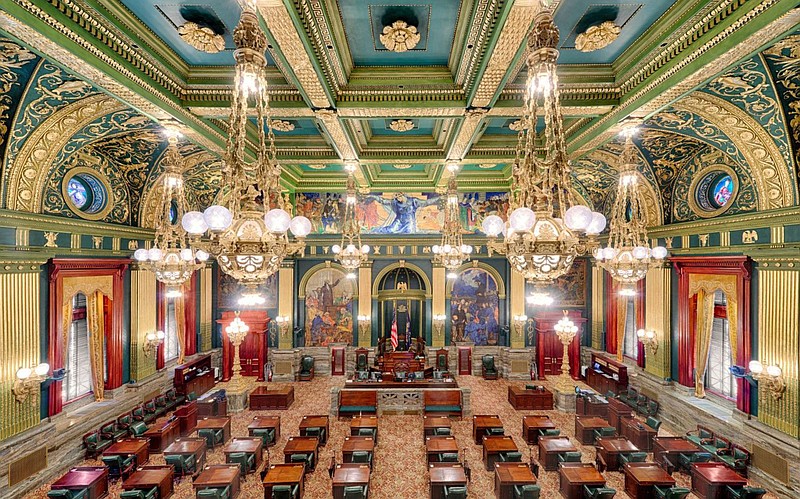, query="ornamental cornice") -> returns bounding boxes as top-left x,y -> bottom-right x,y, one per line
453,0 -> 502,88
292,0 -> 348,92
